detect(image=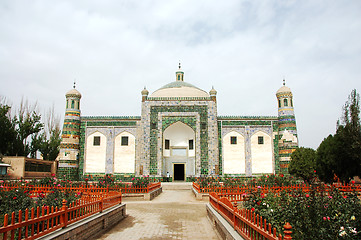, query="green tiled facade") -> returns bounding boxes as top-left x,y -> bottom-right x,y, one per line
149,105 -> 208,175
58,68 -> 298,179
